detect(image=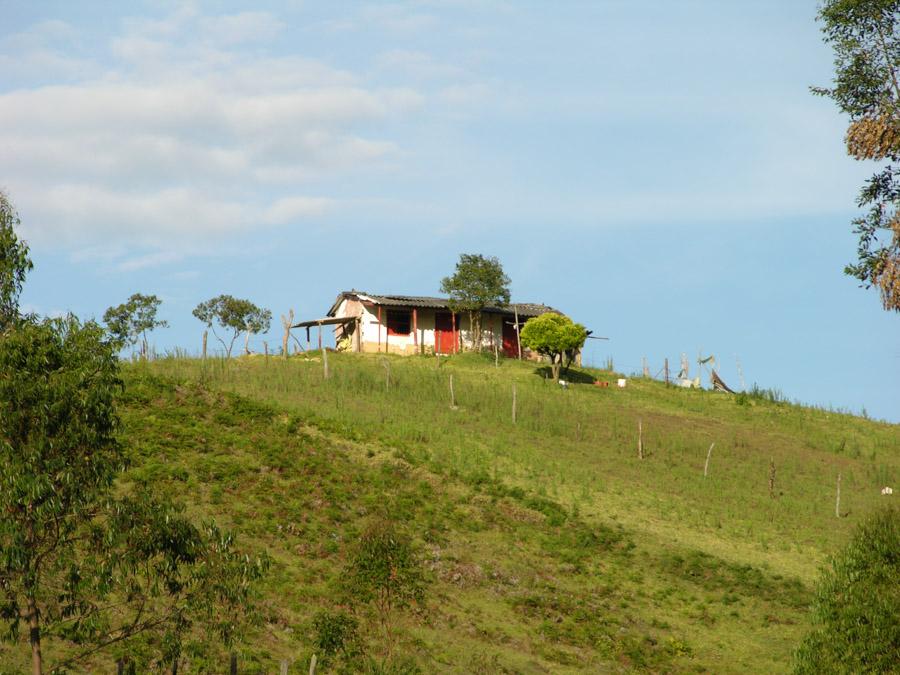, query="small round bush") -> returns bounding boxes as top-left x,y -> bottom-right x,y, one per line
794,506 -> 899,673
